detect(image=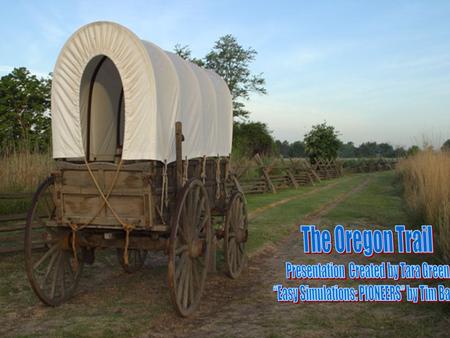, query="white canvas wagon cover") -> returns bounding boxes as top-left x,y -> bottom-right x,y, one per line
51,21 -> 233,162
